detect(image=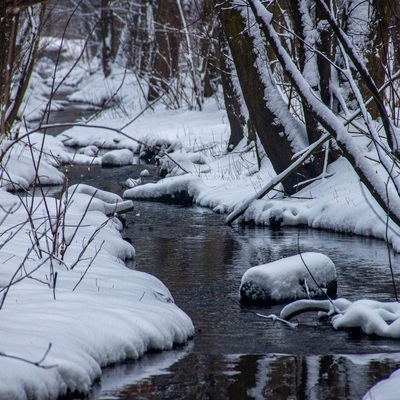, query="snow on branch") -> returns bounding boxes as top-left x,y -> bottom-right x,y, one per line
314,0 -> 398,155
247,0 -> 400,232
281,298 -> 400,339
